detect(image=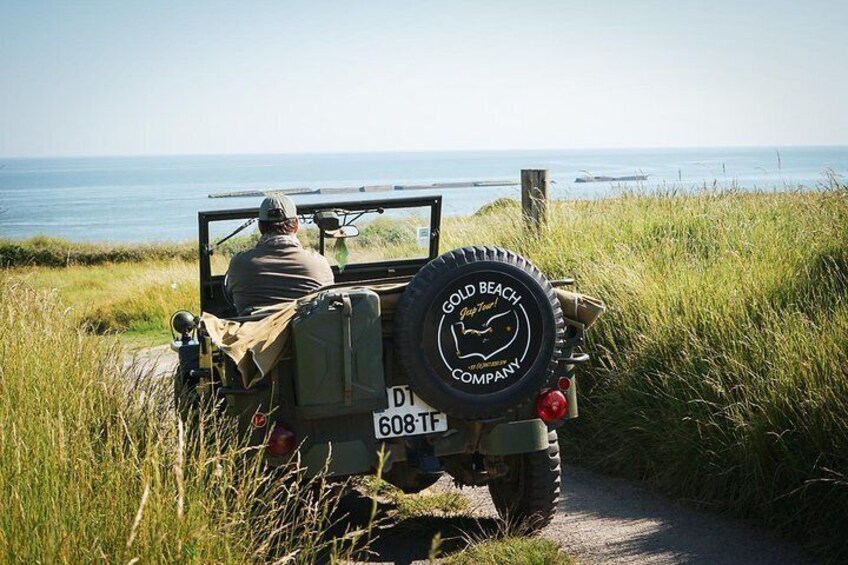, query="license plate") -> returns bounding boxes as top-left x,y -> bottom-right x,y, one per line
372,386 -> 448,439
